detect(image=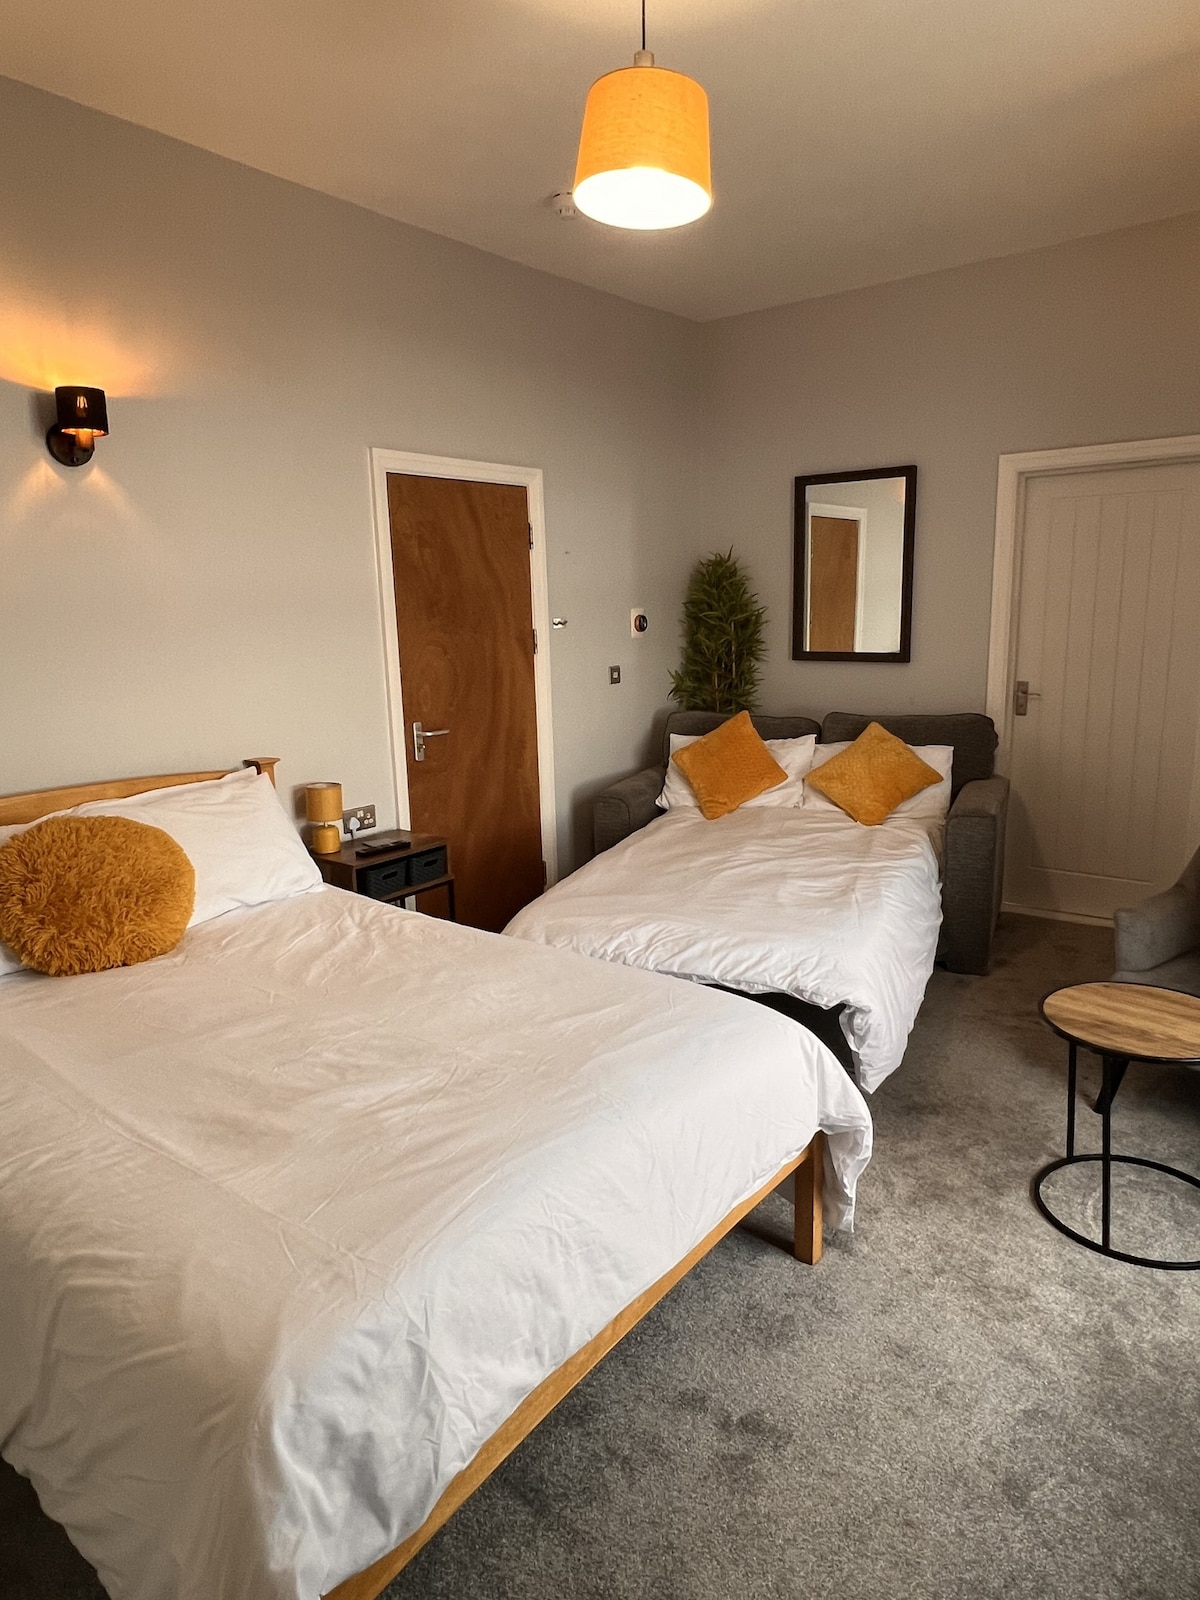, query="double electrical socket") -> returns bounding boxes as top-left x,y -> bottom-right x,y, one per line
343,805 -> 376,833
